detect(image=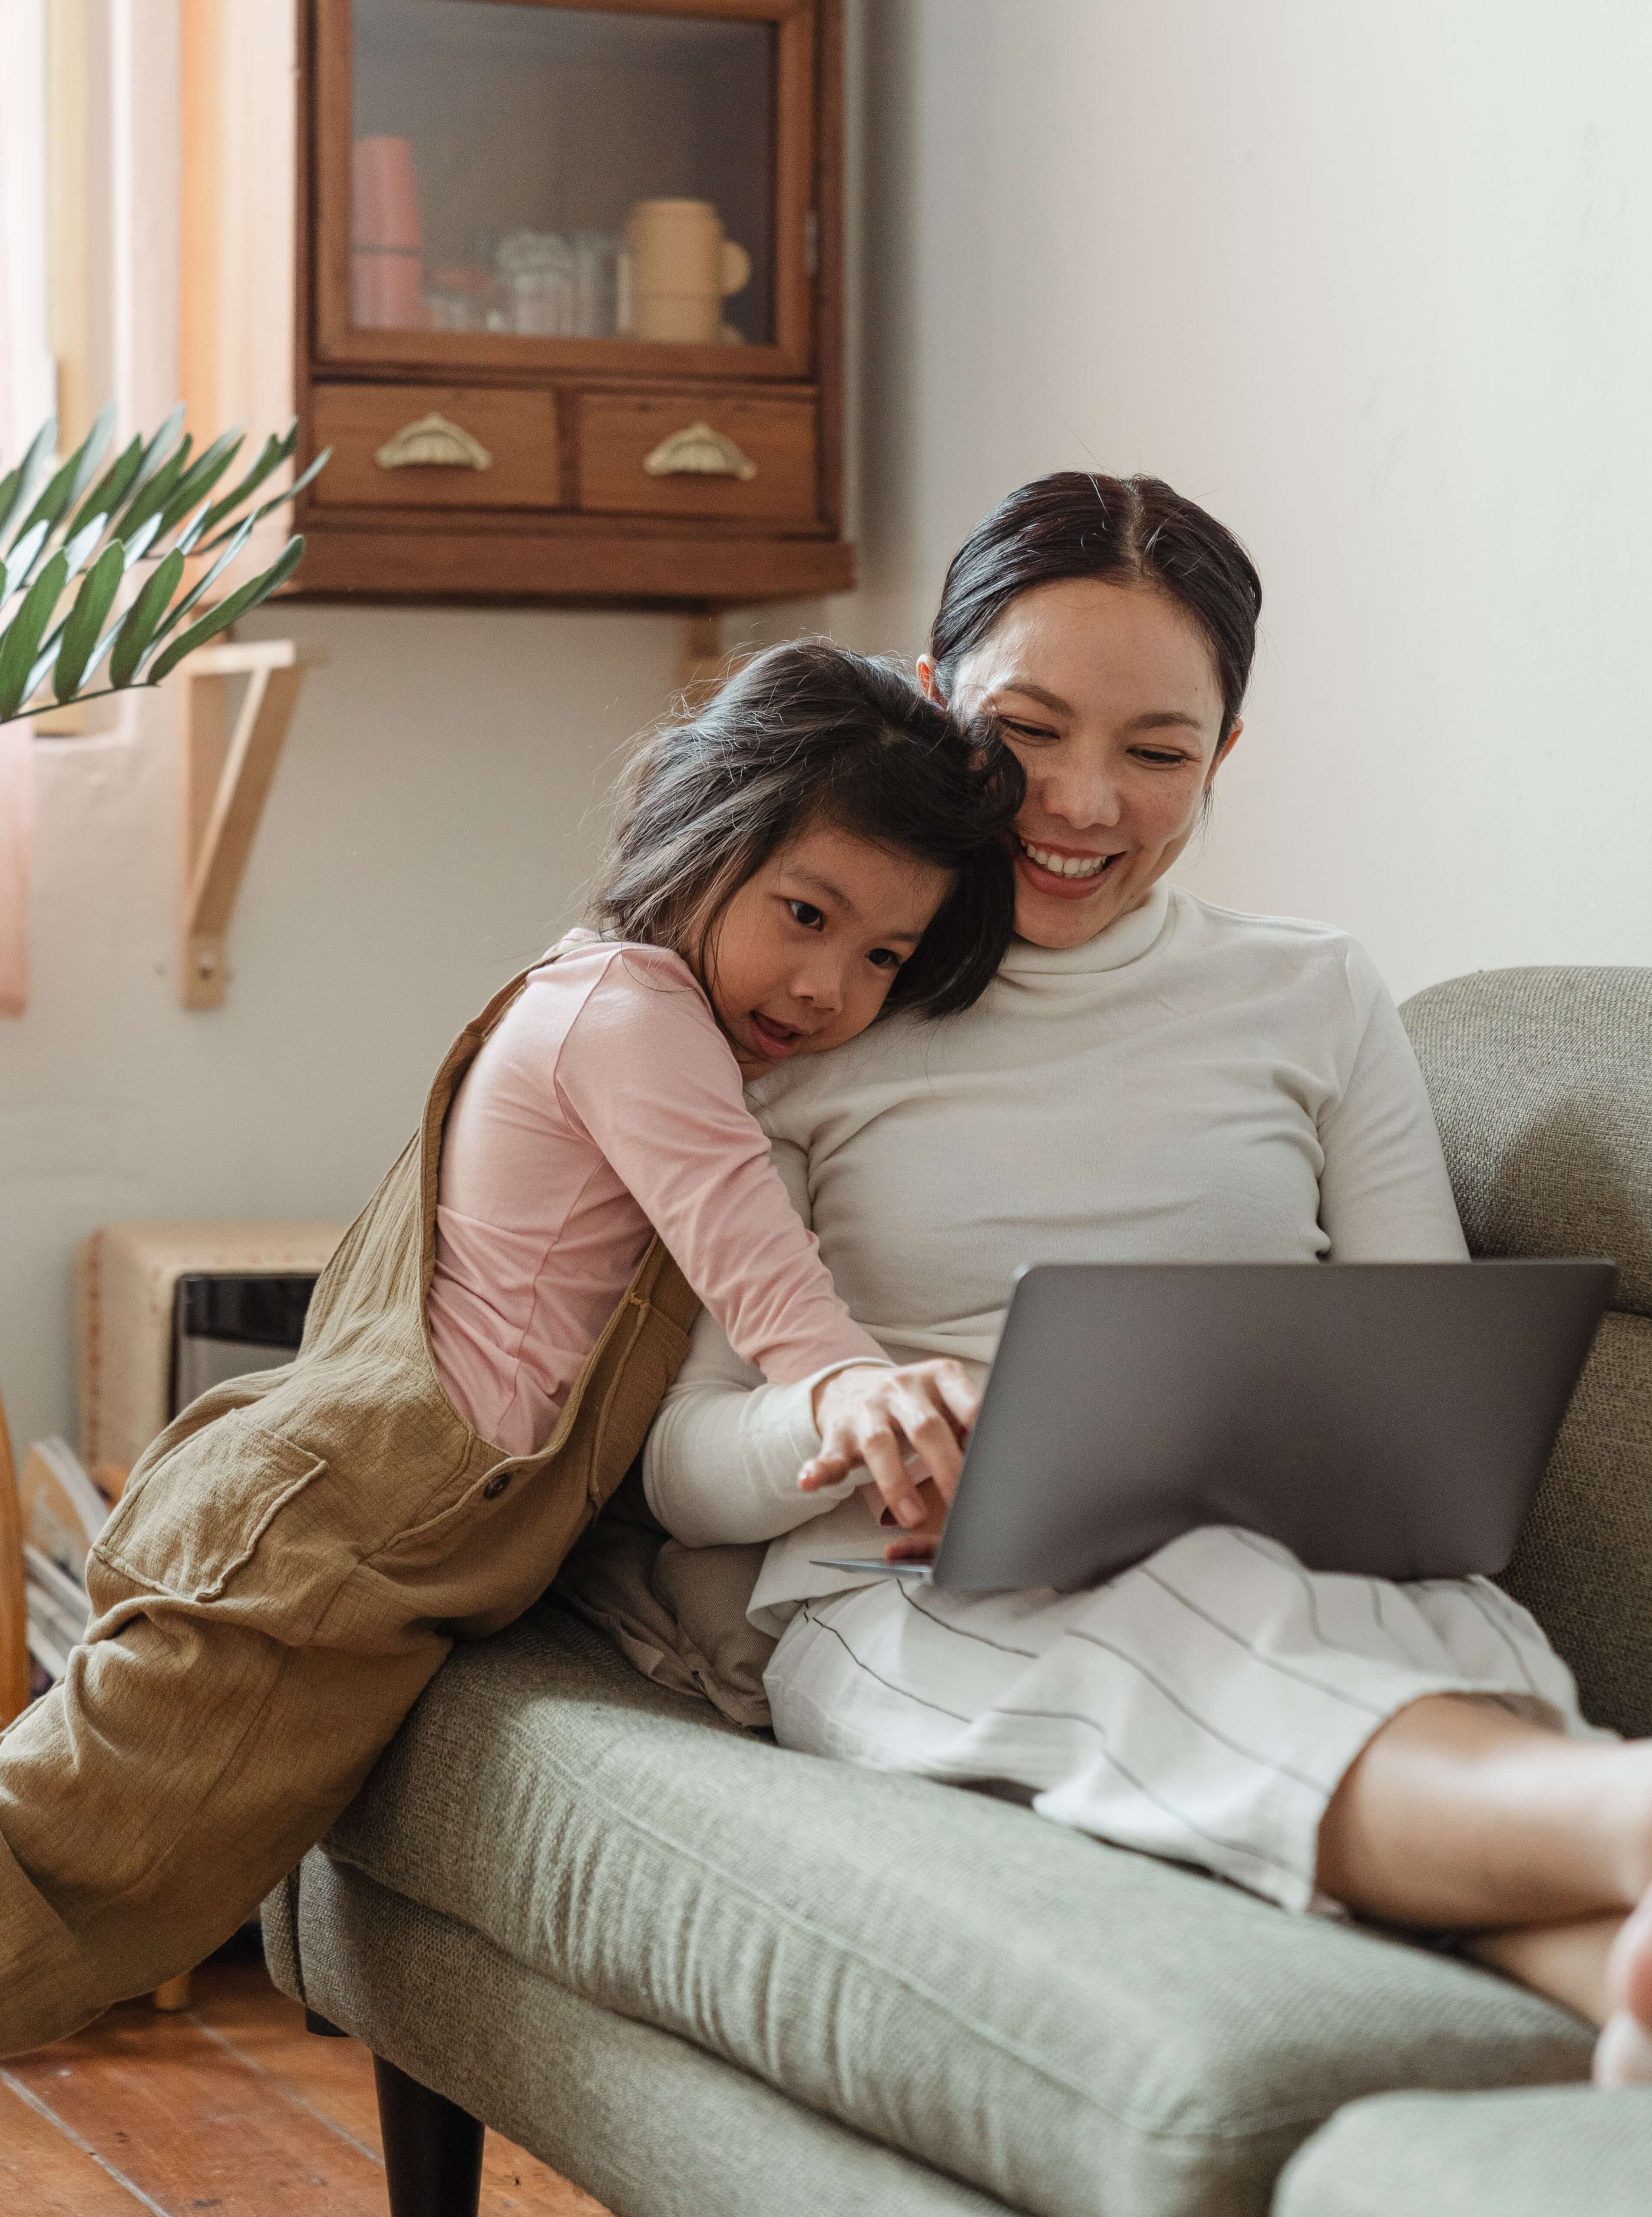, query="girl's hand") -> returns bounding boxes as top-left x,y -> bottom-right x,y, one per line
802,1360 -> 981,1530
